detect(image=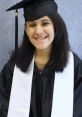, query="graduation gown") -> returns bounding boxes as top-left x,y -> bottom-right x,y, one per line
0,53 -> 82,117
